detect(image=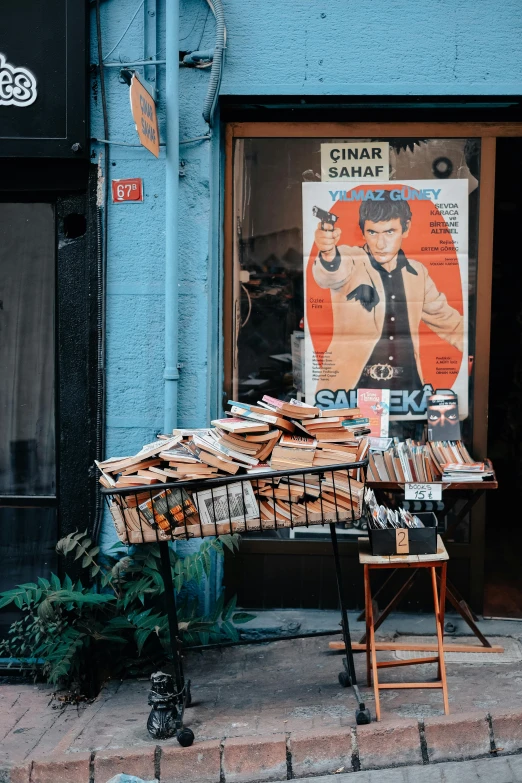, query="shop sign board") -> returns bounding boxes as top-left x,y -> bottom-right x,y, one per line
112,178 -> 144,203
129,74 -> 159,158
0,54 -> 37,107
321,142 -> 389,181
0,0 -> 87,158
